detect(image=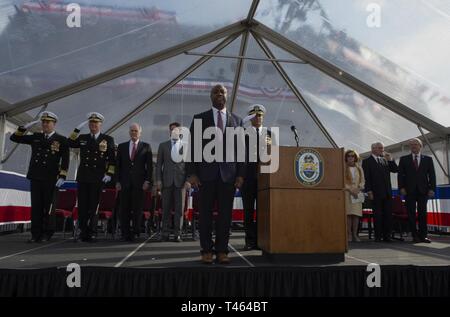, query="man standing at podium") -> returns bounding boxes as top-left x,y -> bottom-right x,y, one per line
362,142 -> 398,242
187,84 -> 245,264
241,104 -> 273,251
